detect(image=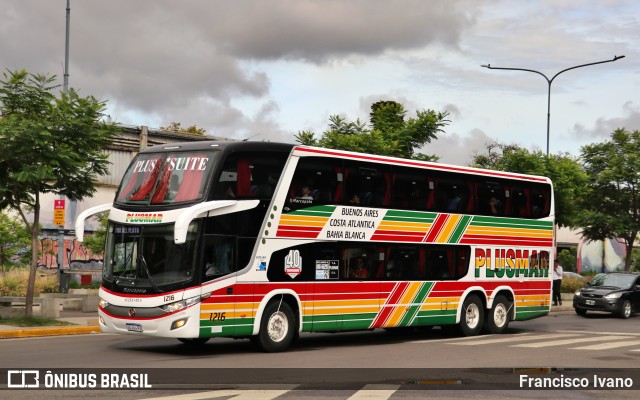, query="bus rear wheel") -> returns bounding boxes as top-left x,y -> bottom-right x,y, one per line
459,295 -> 484,336
253,299 -> 295,352
485,295 -> 511,334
